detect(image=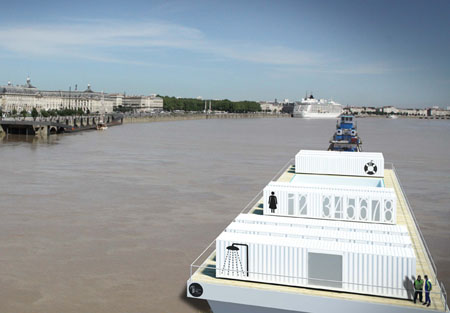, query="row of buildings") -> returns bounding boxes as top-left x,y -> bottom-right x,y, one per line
0,78 -> 163,114
348,106 -> 449,117
259,99 -> 450,117
259,99 -> 294,113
